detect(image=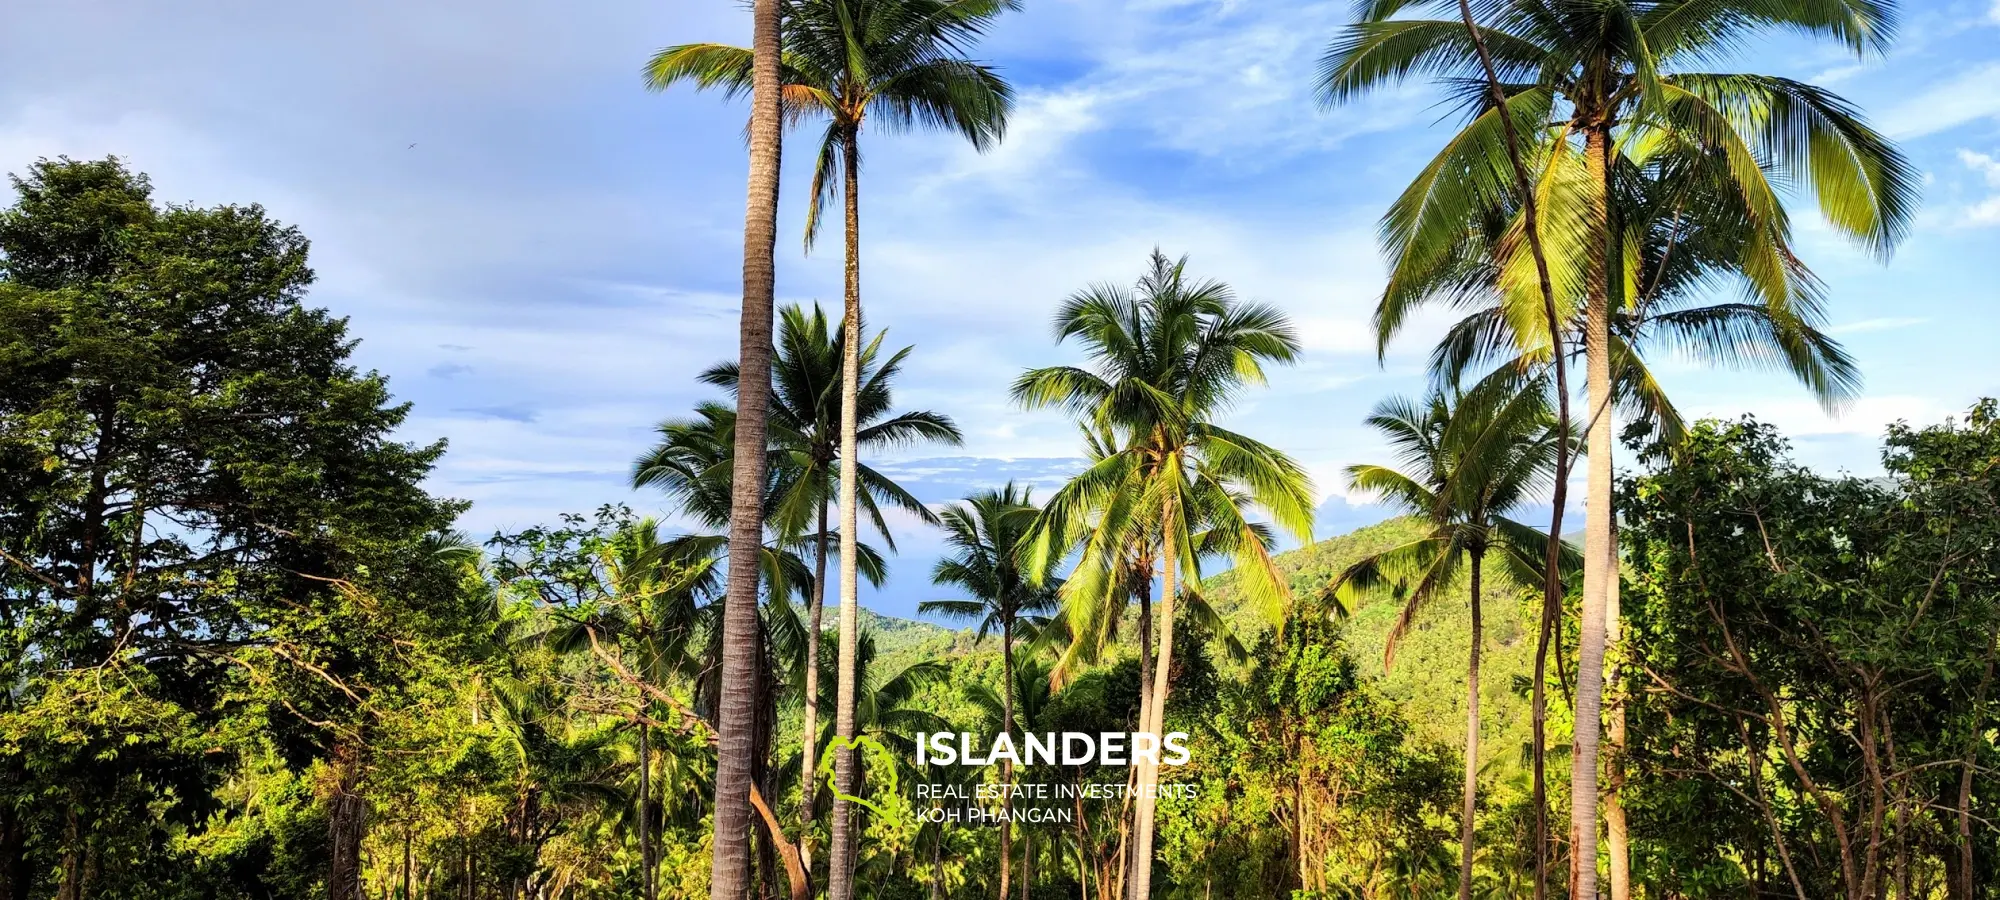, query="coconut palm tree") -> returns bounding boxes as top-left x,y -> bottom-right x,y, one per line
1015,250 -> 1315,900
1396,131 -> 1874,896
645,8 -> 1013,896
656,302 -> 961,829
1318,3 -> 1917,894
1330,378 -> 1573,900
962,652 -> 1060,900
919,484 -> 1059,898
642,0 -> 786,890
